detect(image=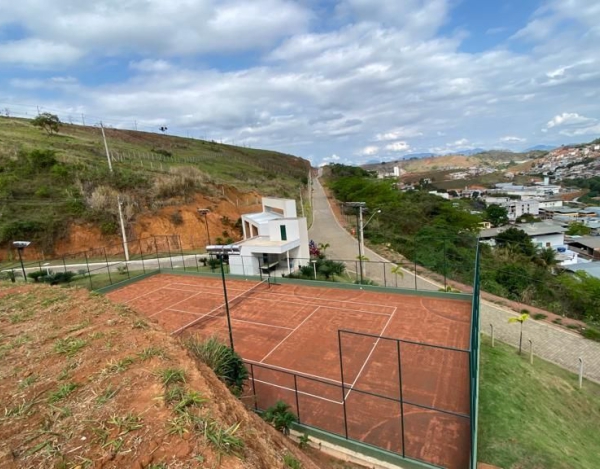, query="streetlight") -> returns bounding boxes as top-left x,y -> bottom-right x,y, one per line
197,208 -> 211,246
311,259 -> 318,280
13,241 -> 31,282
219,249 -> 235,352
345,203 -> 381,284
